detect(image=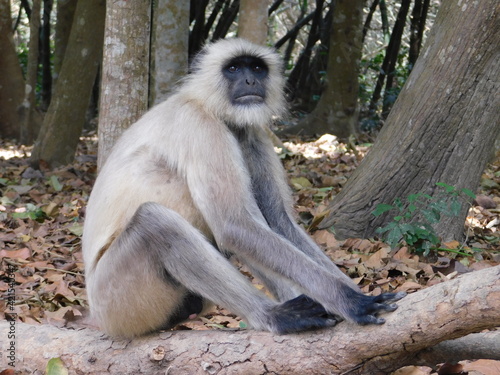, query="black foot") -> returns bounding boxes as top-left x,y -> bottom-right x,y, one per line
344,289 -> 407,325
270,294 -> 339,334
